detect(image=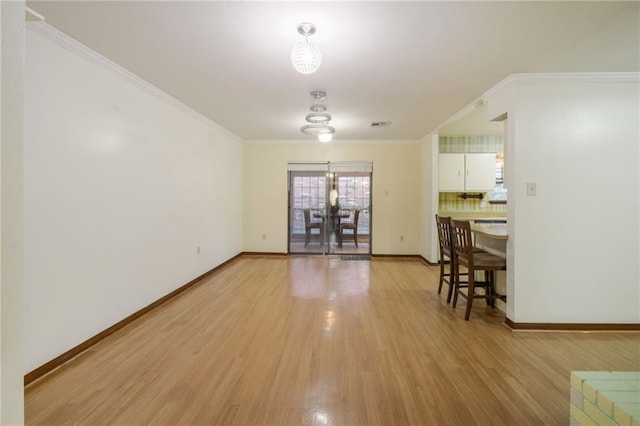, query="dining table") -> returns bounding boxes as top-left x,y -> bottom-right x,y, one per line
313,211 -> 351,247
469,222 -> 508,241
469,221 -> 507,258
